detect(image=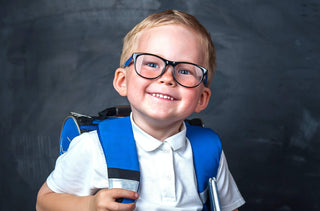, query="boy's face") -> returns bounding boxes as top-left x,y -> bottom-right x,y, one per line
114,24 -> 211,129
